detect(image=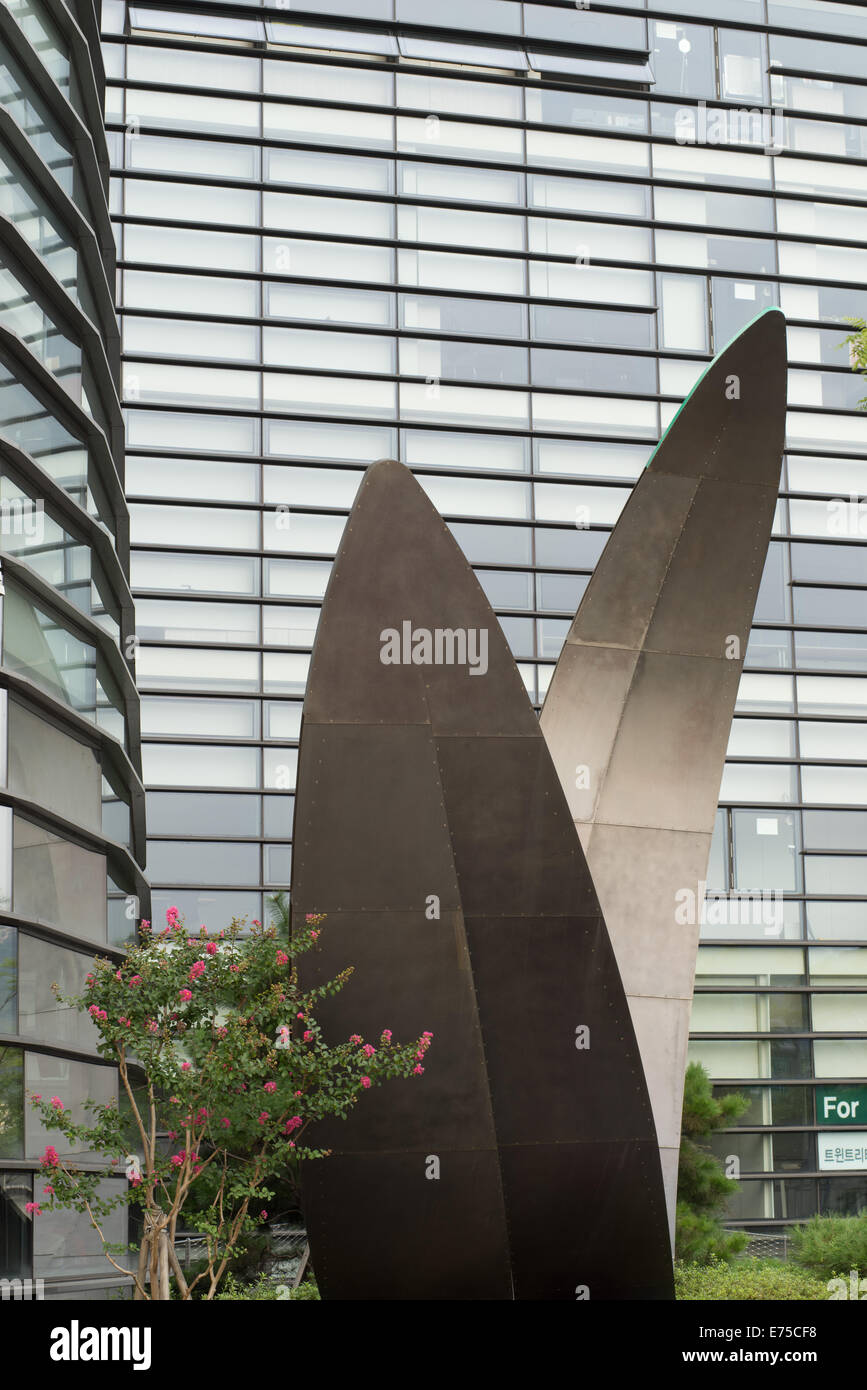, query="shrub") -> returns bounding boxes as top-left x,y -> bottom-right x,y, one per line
214,1273 -> 320,1301
791,1211 -> 867,1282
675,1256 -> 830,1301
